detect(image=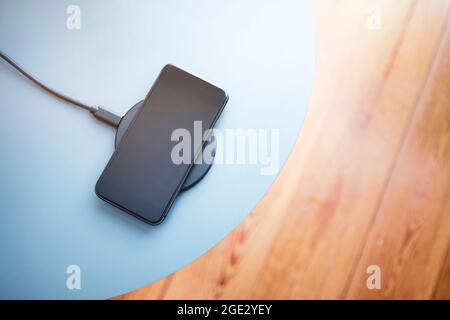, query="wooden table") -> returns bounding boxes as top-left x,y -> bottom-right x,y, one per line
117,0 -> 450,299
